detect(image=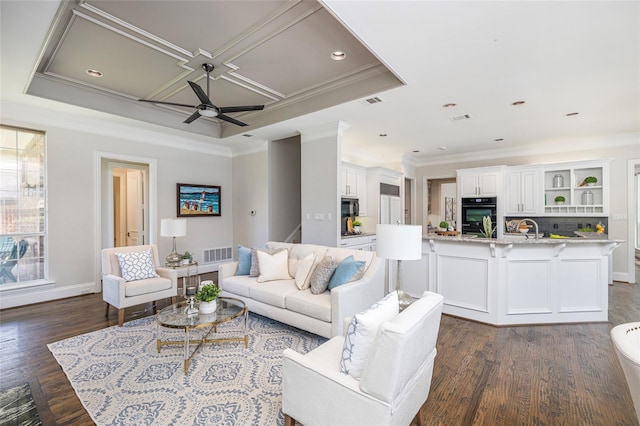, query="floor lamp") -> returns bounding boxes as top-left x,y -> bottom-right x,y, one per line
161,218 -> 187,266
376,223 -> 423,311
